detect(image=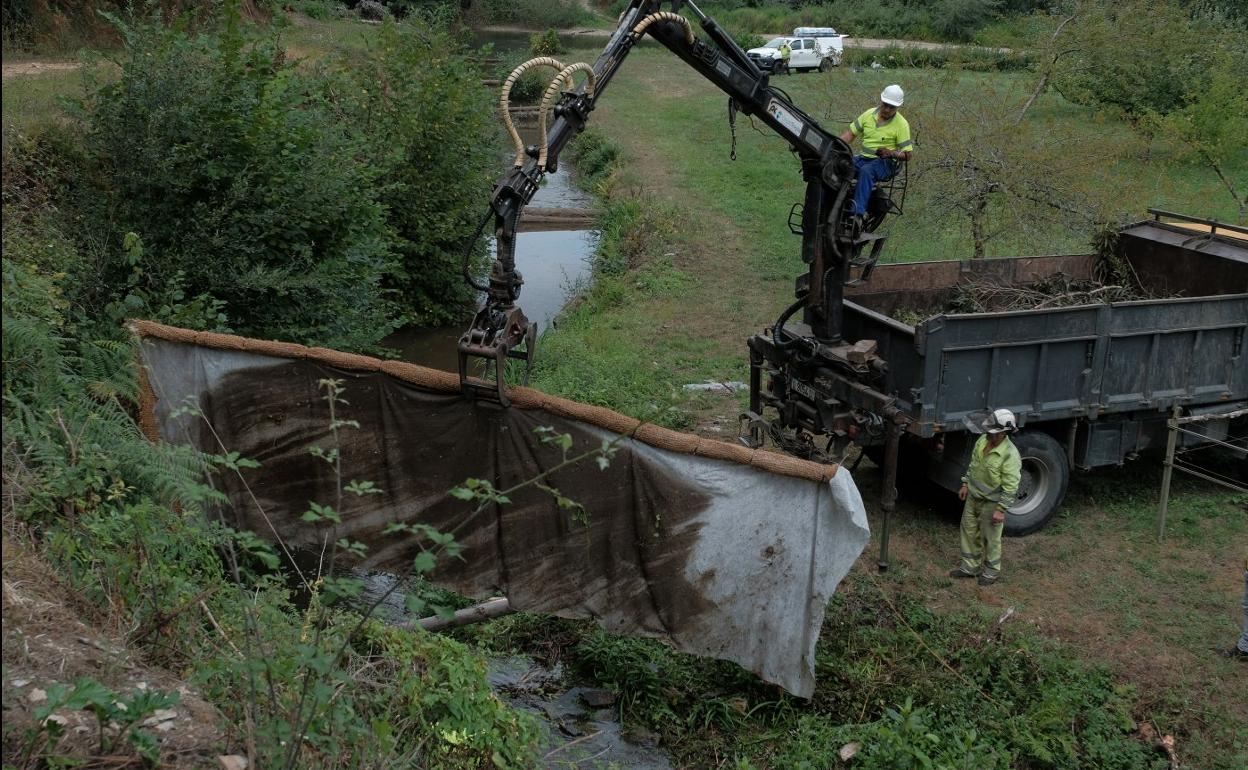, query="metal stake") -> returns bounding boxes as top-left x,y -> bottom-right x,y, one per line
878,420 -> 900,571
1156,404 -> 1180,541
